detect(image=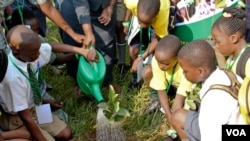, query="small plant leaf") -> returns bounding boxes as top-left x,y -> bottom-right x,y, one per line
114,114 -> 125,122
109,85 -> 116,98
114,101 -> 120,113
103,109 -> 112,119
187,100 -> 197,110
100,85 -> 130,123
116,108 -> 130,117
